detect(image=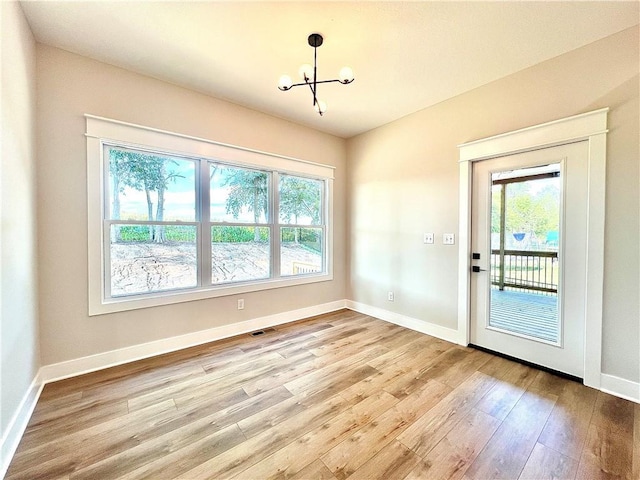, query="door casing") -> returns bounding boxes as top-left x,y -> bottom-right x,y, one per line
457,108 -> 608,389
